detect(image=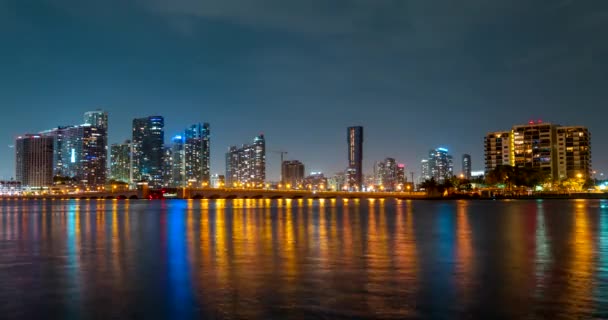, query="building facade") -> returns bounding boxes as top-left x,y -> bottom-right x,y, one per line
484,131 -> 512,174
347,126 -> 363,190
110,141 -> 131,183
282,160 -> 305,188
304,172 -> 328,191
485,122 -> 592,181
462,154 -> 472,180
421,148 -> 453,183
211,174 -> 225,188
556,126 -> 591,180
170,135 -> 185,187
184,123 -> 211,185
15,134 -> 54,188
373,157 -> 399,191
132,116 -> 164,187
42,123 -> 107,186
225,134 -> 266,187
